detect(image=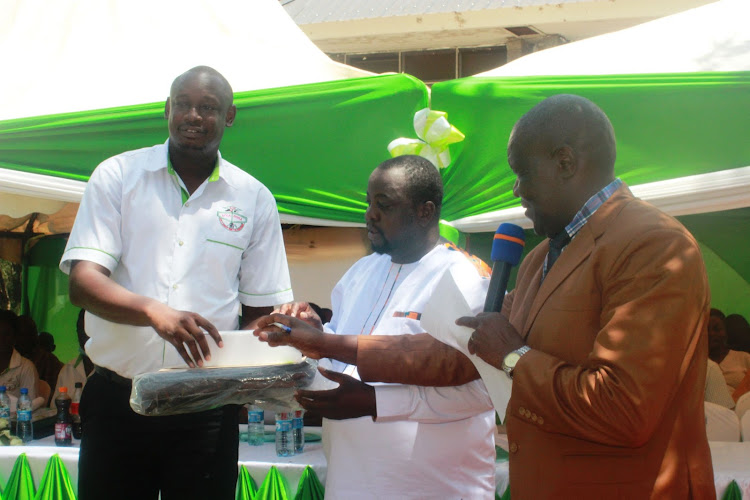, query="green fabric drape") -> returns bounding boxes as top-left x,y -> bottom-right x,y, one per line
255,466 -> 288,500
0,74 -> 428,224
4,453 -> 35,500
721,480 -> 742,500
236,465 -> 259,500
33,454 -> 75,500
293,466 -> 324,500
431,72 -> 750,222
